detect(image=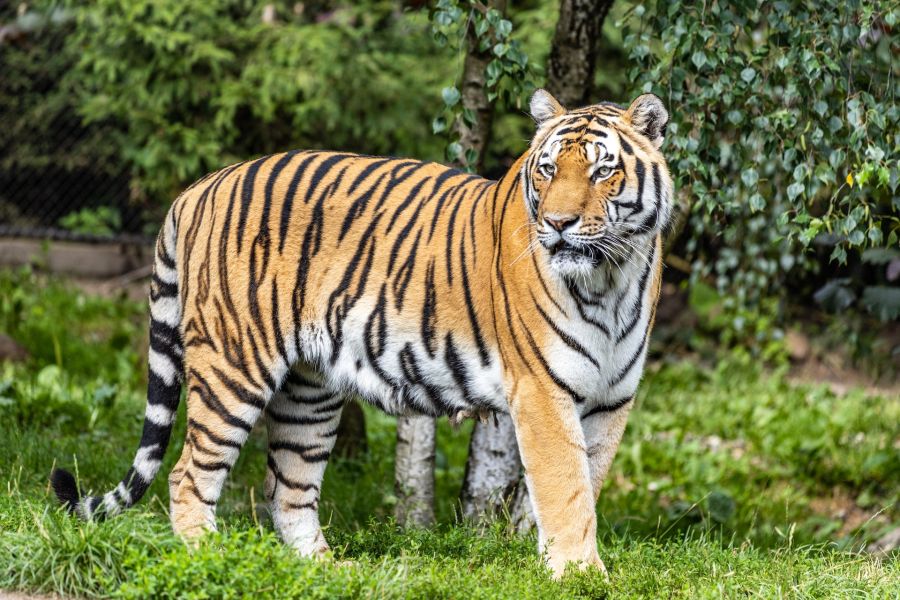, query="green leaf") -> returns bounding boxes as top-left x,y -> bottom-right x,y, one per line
749,193 -> 766,212
740,67 -> 756,83
741,169 -> 759,187
861,286 -> 900,321
495,19 -> 512,39
787,182 -> 804,200
441,86 -> 460,108
446,141 -> 463,161
432,116 -> 446,134
861,247 -> 900,265
691,51 -> 707,69
707,491 -> 736,523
